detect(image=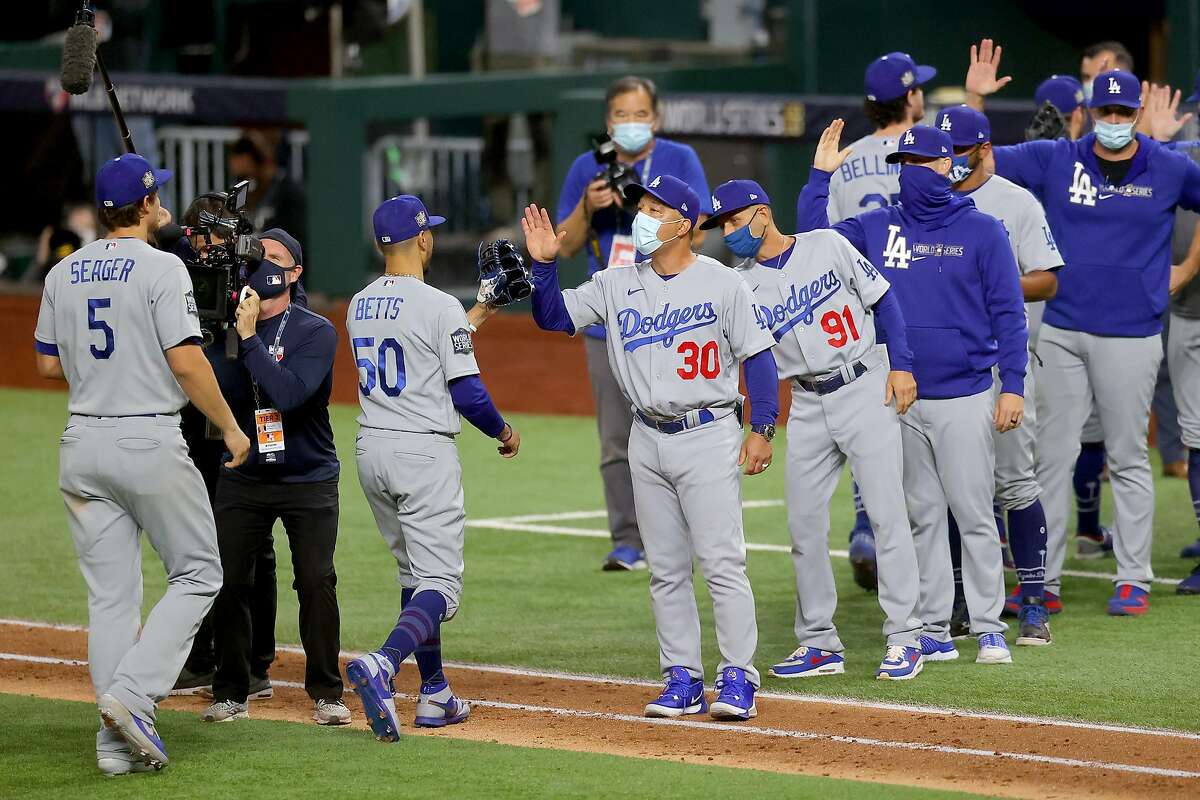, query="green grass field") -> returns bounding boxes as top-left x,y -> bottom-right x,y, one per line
1,385 -> 1197,796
